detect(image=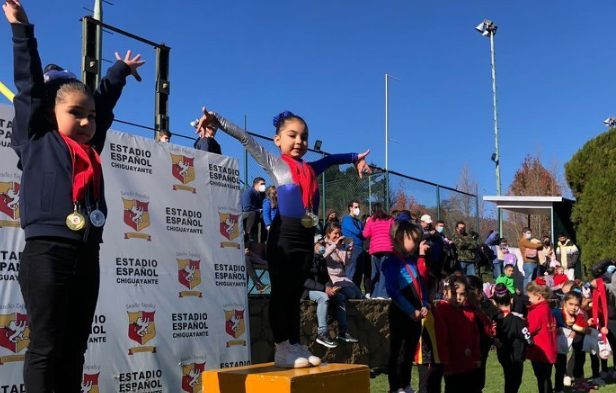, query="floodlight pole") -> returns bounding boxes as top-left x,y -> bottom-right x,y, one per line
385,73 -> 400,212
489,30 -> 502,199
93,0 -> 103,88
